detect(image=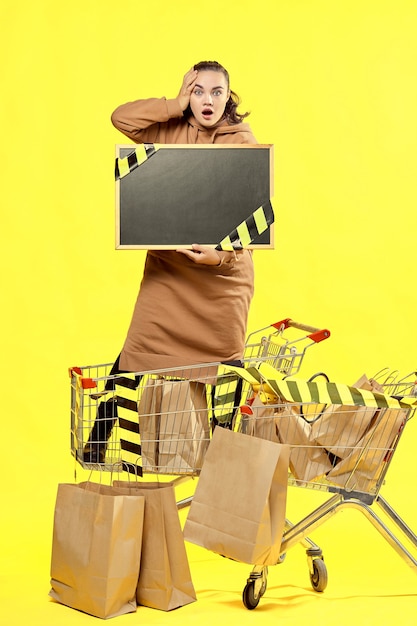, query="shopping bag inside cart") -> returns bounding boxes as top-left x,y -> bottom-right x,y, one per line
137,378 -> 210,475
310,374 -> 384,459
221,363 -> 416,493
325,405 -> 409,491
